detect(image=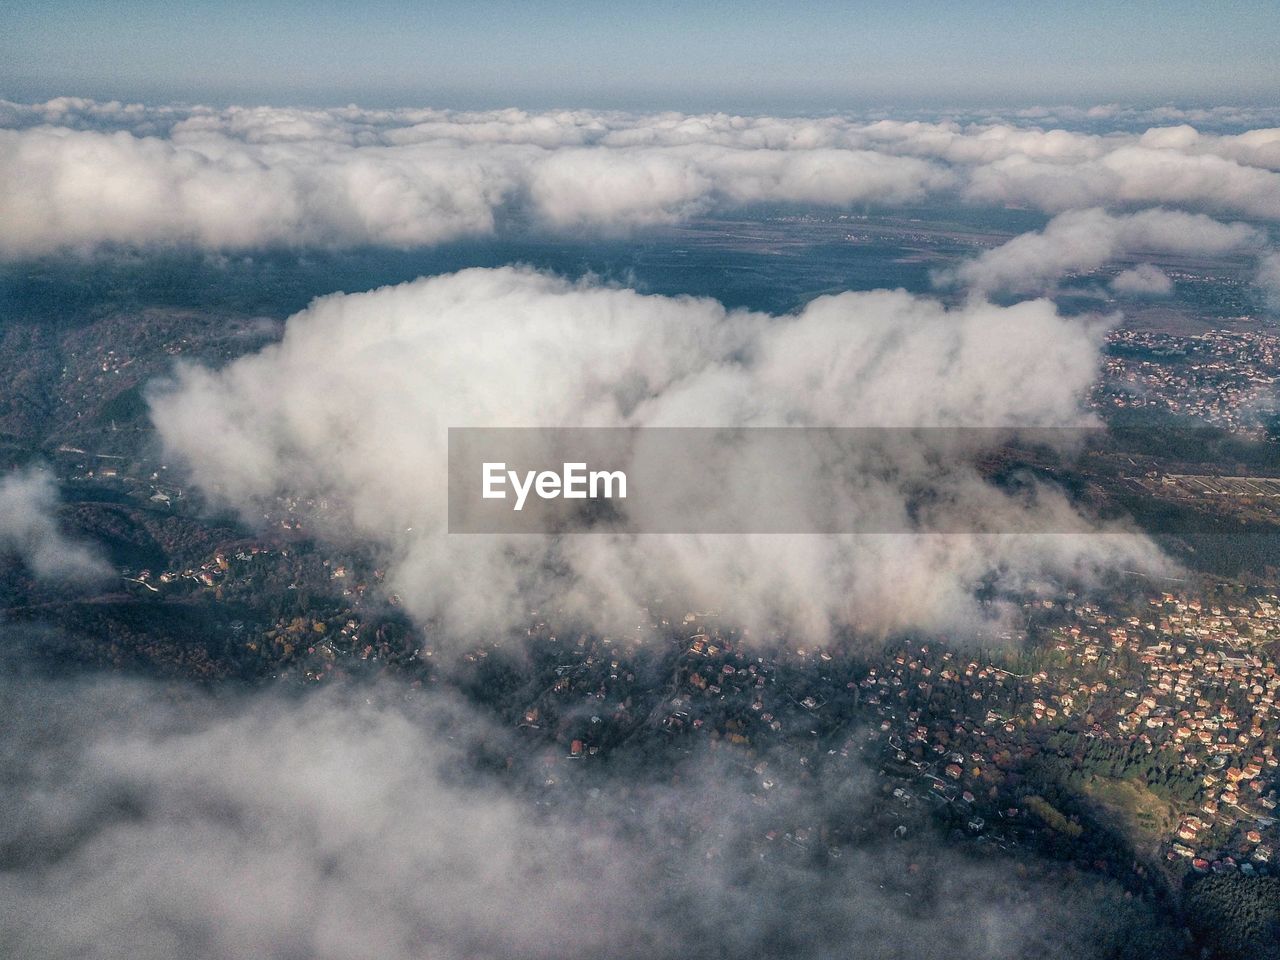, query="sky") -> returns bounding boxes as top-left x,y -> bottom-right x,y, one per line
3,0 -> 1278,110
